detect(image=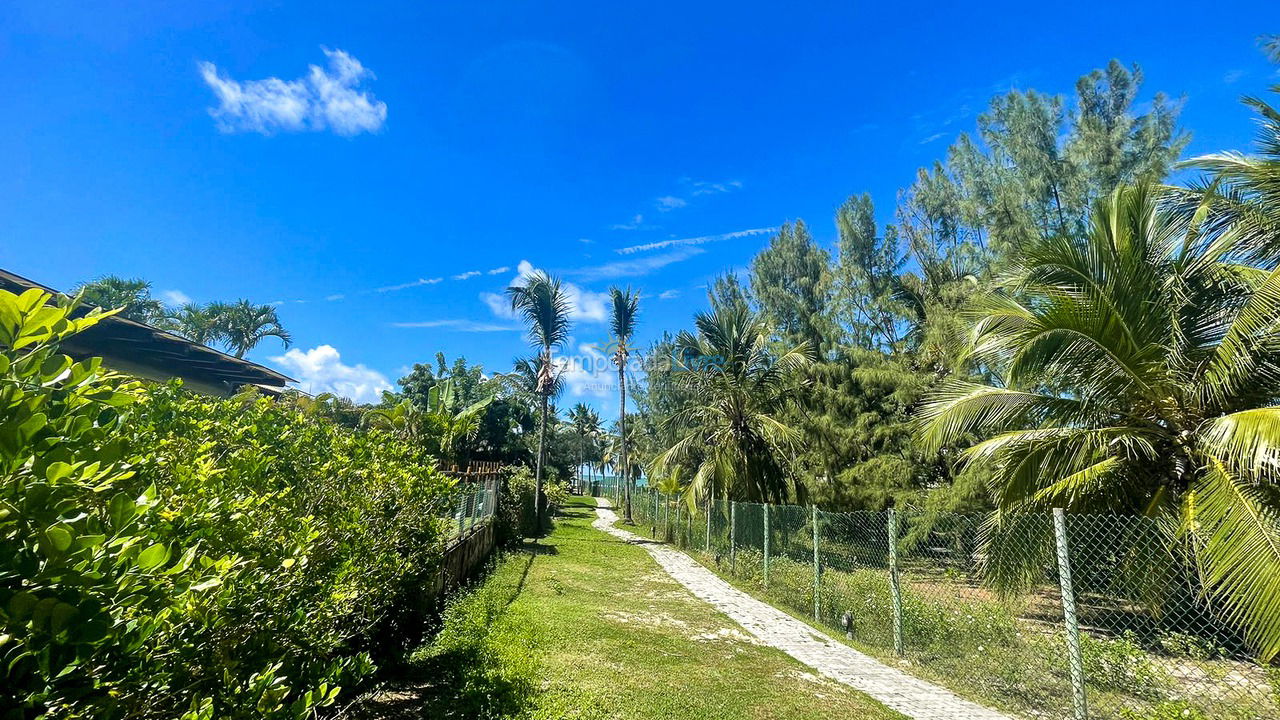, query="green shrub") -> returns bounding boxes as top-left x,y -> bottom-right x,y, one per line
0,289 -> 456,719
1081,631 -> 1168,695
